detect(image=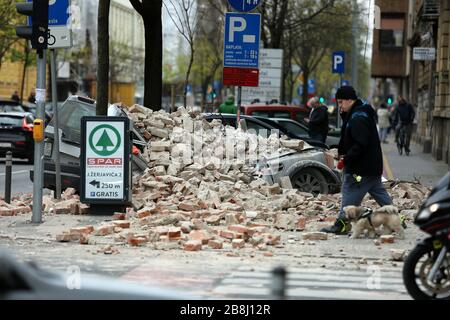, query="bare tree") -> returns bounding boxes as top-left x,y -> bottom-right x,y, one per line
164,0 -> 200,108
130,0 -> 163,110
97,0 -> 110,115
